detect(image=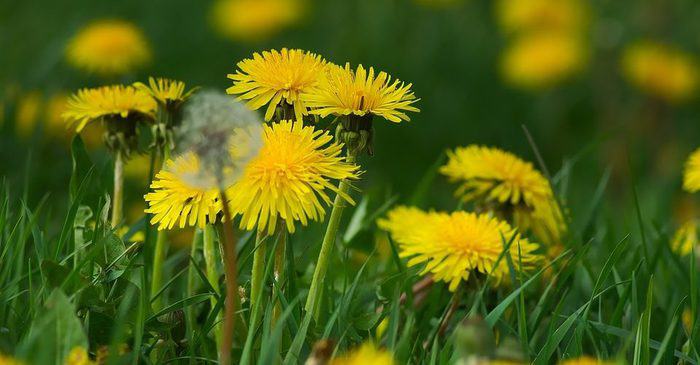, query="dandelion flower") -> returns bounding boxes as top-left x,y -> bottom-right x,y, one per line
622,41 -> 698,102
65,19 -> 151,76
228,120 -> 359,235
0,353 -> 24,365
440,145 -> 566,246
145,152 -> 224,230
64,346 -> 95,365
558,357 -> 615,365
62,85 -> 156,132
15,91 -> 42,138
683,147 -> 700,193
135,77 -> 197,111
501,33 -> 586,89
671,220 -> 698,256
378,207 -> 541,291
497,0 -> 587,34
210,0 -> 305,42
303,63 -> 420,123
227,49 -> 326,122
329,342 -> 395,365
